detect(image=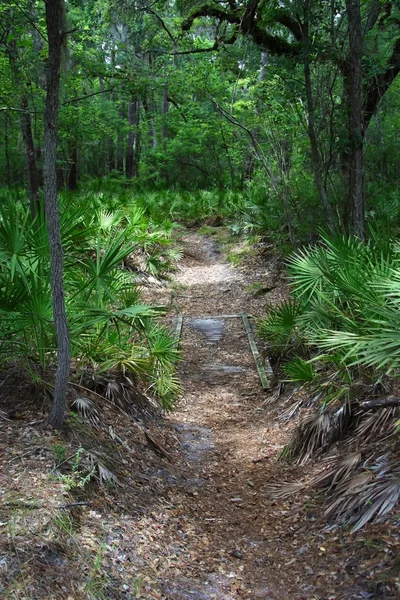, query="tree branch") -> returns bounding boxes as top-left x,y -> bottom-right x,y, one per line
146,9 -> 176,44
177,158 -> 212,177
62,86 -> 119,105
363,36 -> 400,128
167,96 -> 187,121
359,396 -> 400,411
182,3 -> 299,56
